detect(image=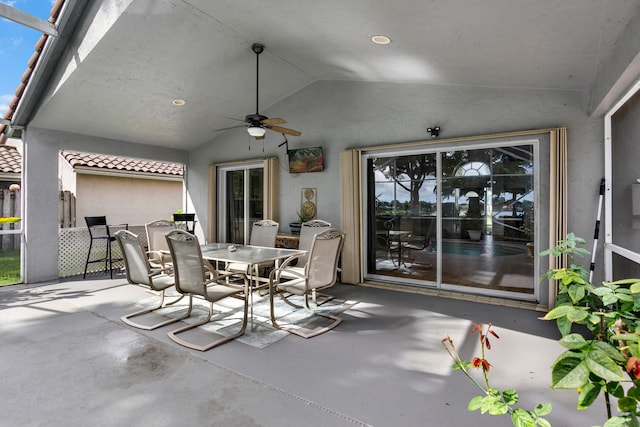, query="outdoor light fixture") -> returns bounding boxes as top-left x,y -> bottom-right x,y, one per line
427,126 -> 440,138
247,126 -> 266,137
